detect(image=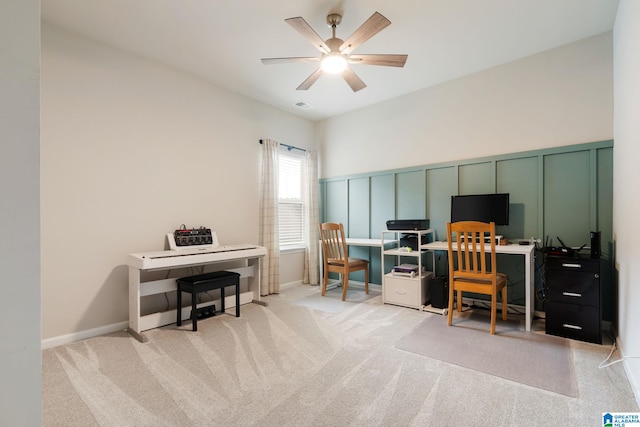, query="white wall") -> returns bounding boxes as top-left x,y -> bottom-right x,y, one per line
0,0 -> 41,424
613,0 -> 640,404
316,32 -> 613,179
41,25 -> 315,340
